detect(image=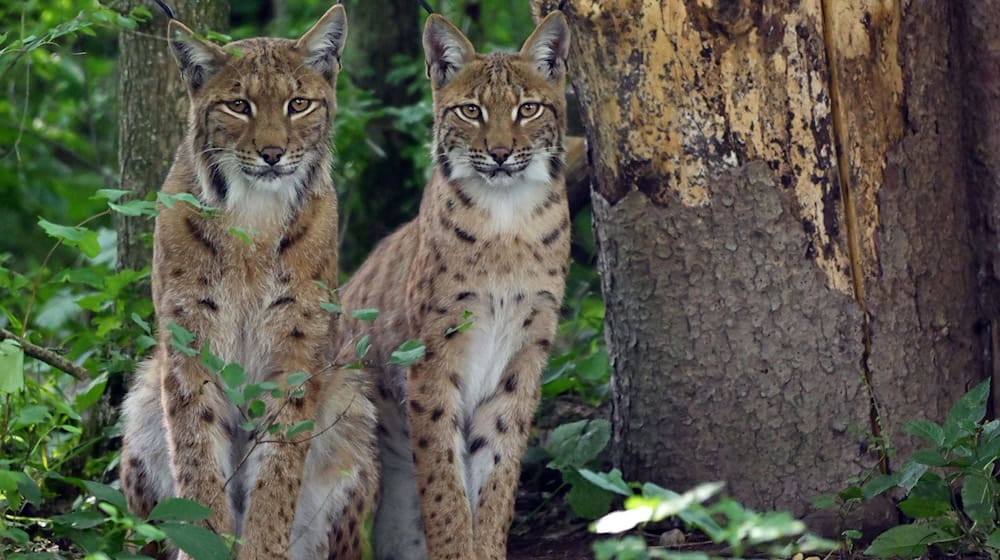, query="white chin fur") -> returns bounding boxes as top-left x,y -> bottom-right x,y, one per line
199,157 -> 315,226
448,153 -> 554,234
